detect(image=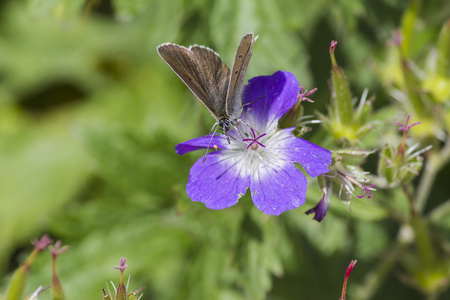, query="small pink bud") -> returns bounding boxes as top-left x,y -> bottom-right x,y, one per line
340,260 -> 357,300
330,40 -> 338,53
